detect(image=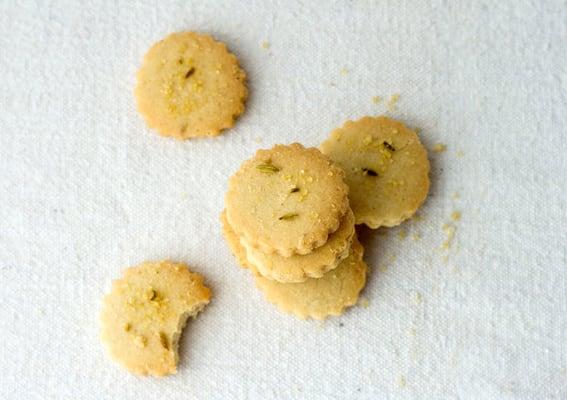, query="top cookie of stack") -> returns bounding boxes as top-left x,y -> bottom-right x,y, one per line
225,143 -> 350,259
